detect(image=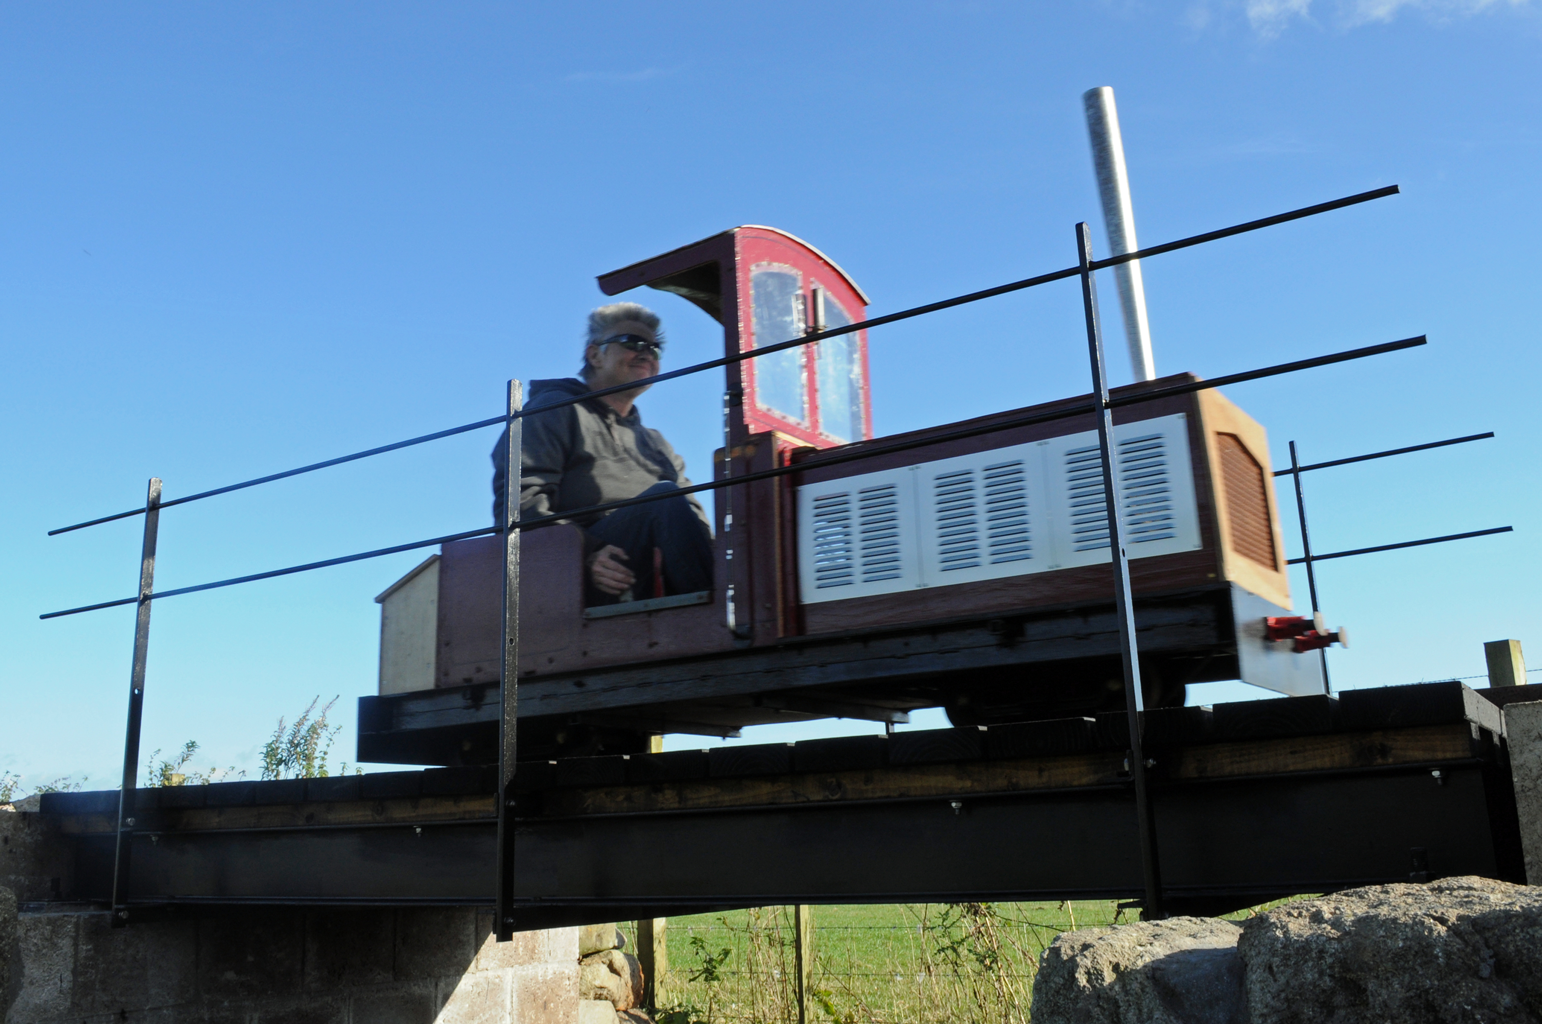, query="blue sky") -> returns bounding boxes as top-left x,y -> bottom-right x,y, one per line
3,1 -> 1539,786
